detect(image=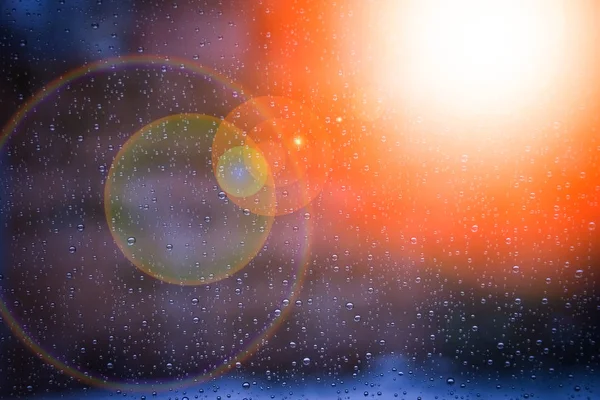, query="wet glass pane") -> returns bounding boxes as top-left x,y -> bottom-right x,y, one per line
0,1 -> 598,399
